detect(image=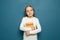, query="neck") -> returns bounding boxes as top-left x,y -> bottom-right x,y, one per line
27,16 -> 33,18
